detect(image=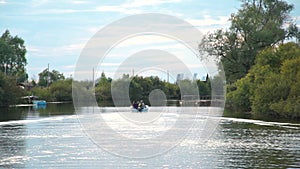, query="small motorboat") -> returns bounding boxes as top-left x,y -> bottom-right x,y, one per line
131,105 -> 149,112
32,100 -> 47,105
32,100 -> 47,109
